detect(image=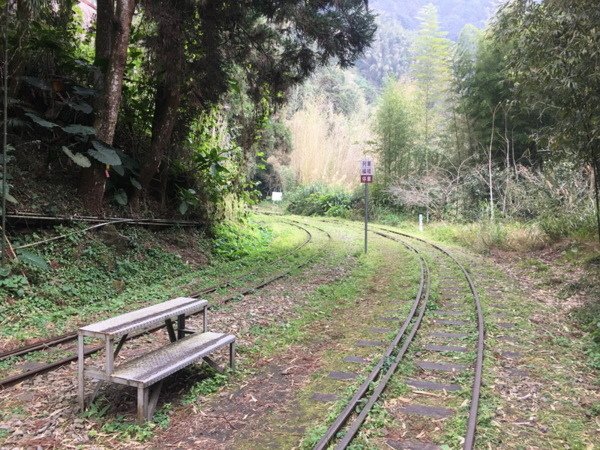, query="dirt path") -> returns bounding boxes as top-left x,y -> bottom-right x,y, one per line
475,245 -> 600,448
152,231 -> 418,449
1,221 -> 598,449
